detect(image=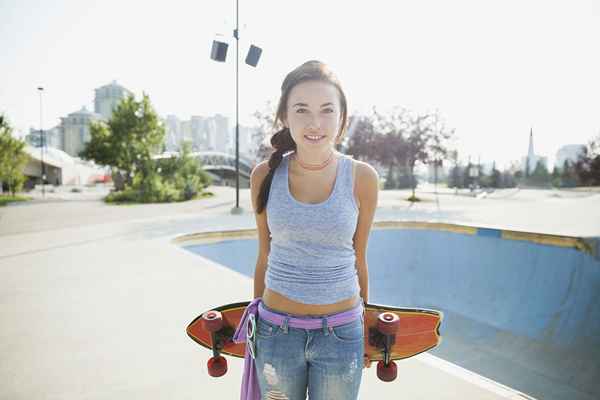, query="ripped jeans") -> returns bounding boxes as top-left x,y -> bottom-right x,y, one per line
254,304 -> 364,400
